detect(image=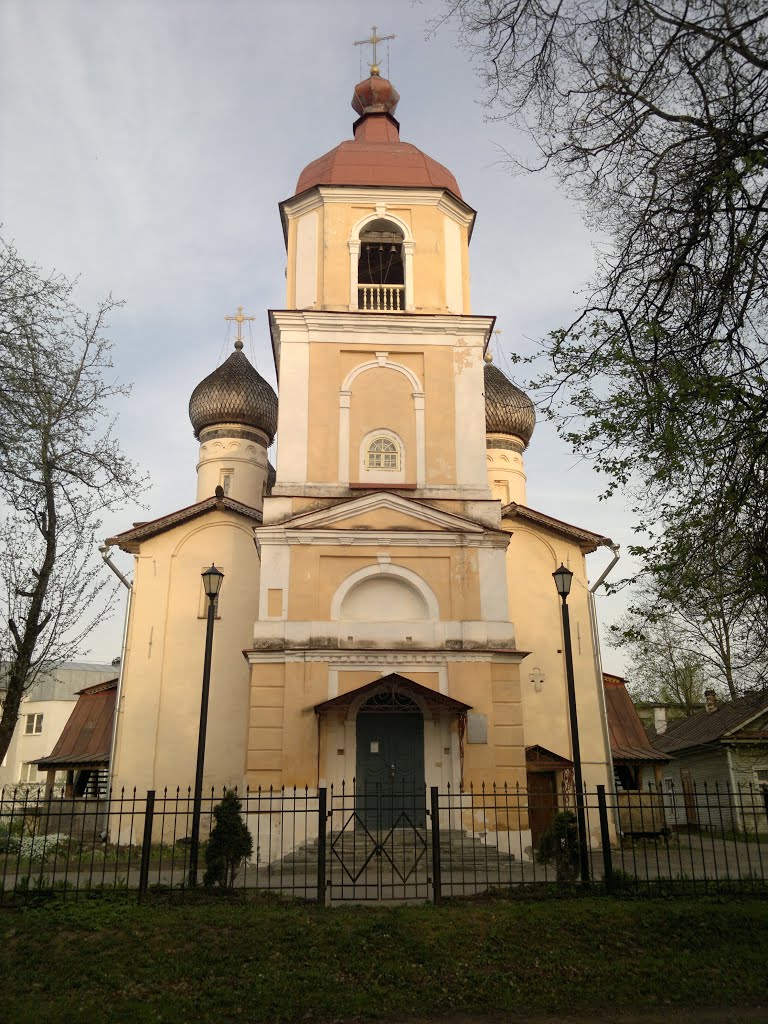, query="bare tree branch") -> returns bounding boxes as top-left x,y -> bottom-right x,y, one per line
441,0 -> 768,607
0,236 -> 146,763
